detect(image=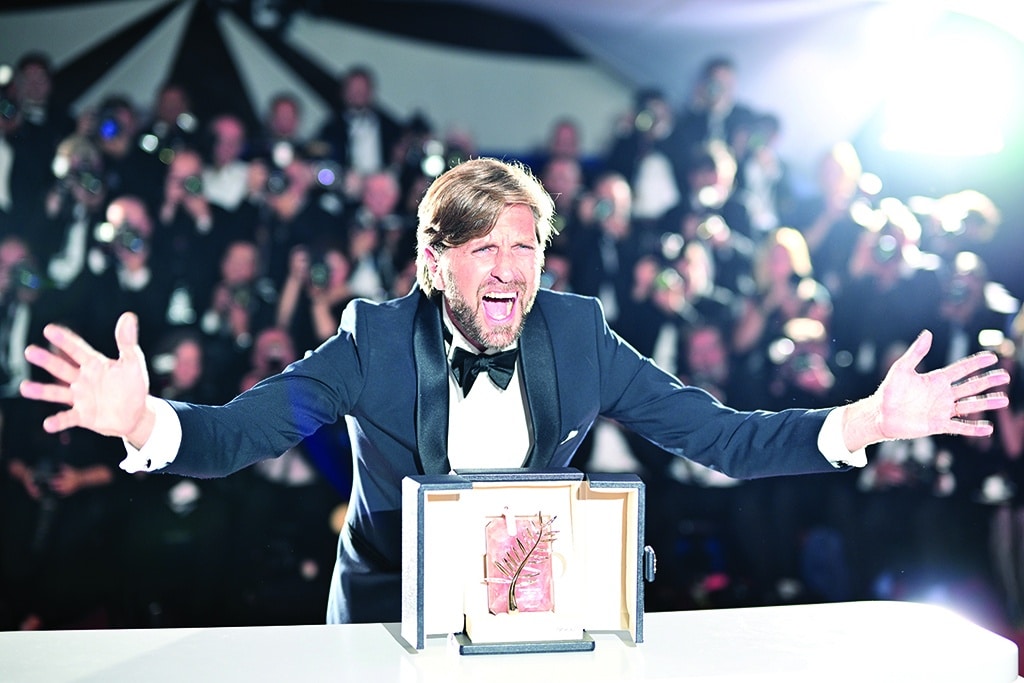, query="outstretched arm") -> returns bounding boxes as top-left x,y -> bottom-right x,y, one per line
841,329 -> 1010,452
19,312 -> 159,449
